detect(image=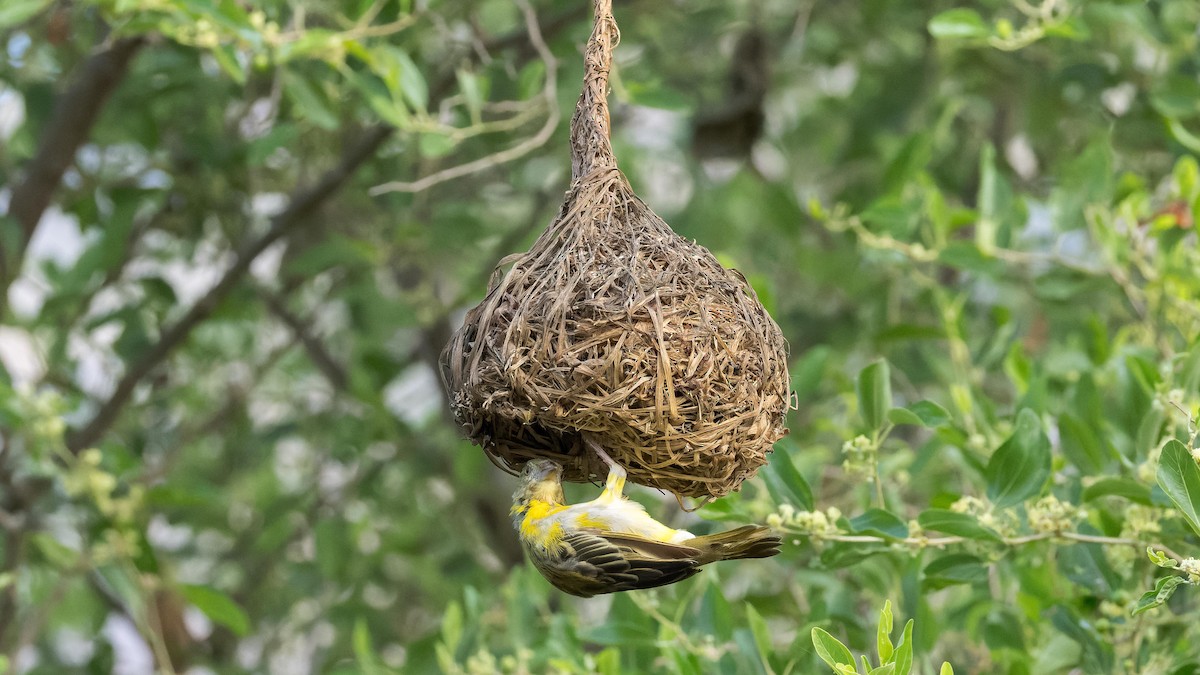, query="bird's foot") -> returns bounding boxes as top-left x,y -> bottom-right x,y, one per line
584,434 -> 626,498
585,435 -> 619,470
